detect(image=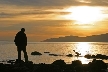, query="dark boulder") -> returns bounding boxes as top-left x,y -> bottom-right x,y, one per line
66,54 -> 73,57
49,54 -> 58,56
31,51 -> 42,55
84,54 -> 91,59
71,60 -> 83,72
89,59 -> 107,72
72,60 -> 82,66
52,60 -> 66,65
